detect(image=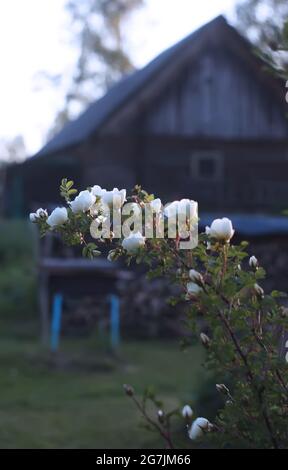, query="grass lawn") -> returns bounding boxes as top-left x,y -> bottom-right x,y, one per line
0,318 -> 205,449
